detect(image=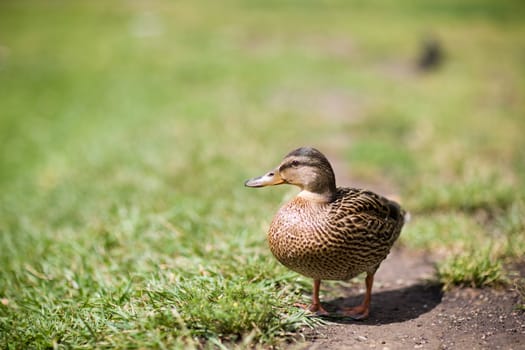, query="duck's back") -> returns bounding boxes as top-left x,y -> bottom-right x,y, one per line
268,188 -> 406,280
